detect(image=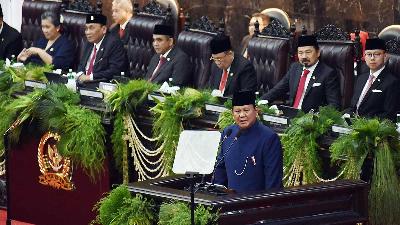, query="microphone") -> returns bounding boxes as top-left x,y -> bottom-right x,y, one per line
210,130 -> 242,187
